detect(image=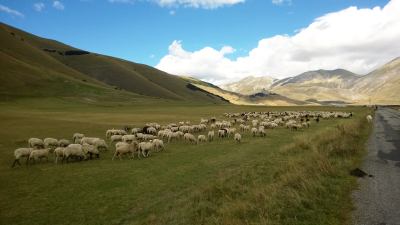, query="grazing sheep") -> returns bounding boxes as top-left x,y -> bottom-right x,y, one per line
208,130 -> 215,142
54,147 -> 65,164
366,115 -> 373,123
28,148 -> 50,164
93,139 -> 108,151
131,128 -> 141,135
147,127 -> 157,135
197,135 -> 207,143
44,138 -> 58,150
258,127 -> 266,137
110,135 -> 123,144
122,135 -> 136,143
58,139 -> 70,147
138,141 -> 154,157
82,143 -> 100,159
234,133 -> 241,143
64,144 -> 86,162
28,138 -> 44,149
152,139 -> 165,152
183,133 -> 197,144
251,128 -> 258,137
12,148 -> 33,167
218,129 -> 227,138
80,137 -> 100,145
72,133 -> 84,144
112,141 -> 139,160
